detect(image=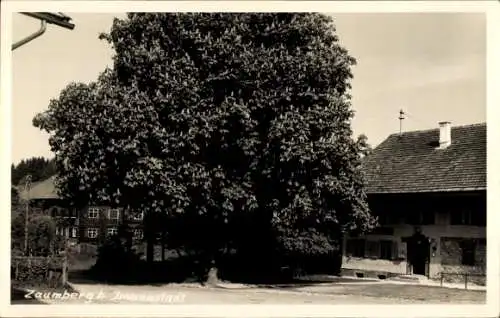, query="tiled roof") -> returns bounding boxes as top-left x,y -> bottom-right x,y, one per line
18,175 -> 59,201
362,123 -> 486,194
